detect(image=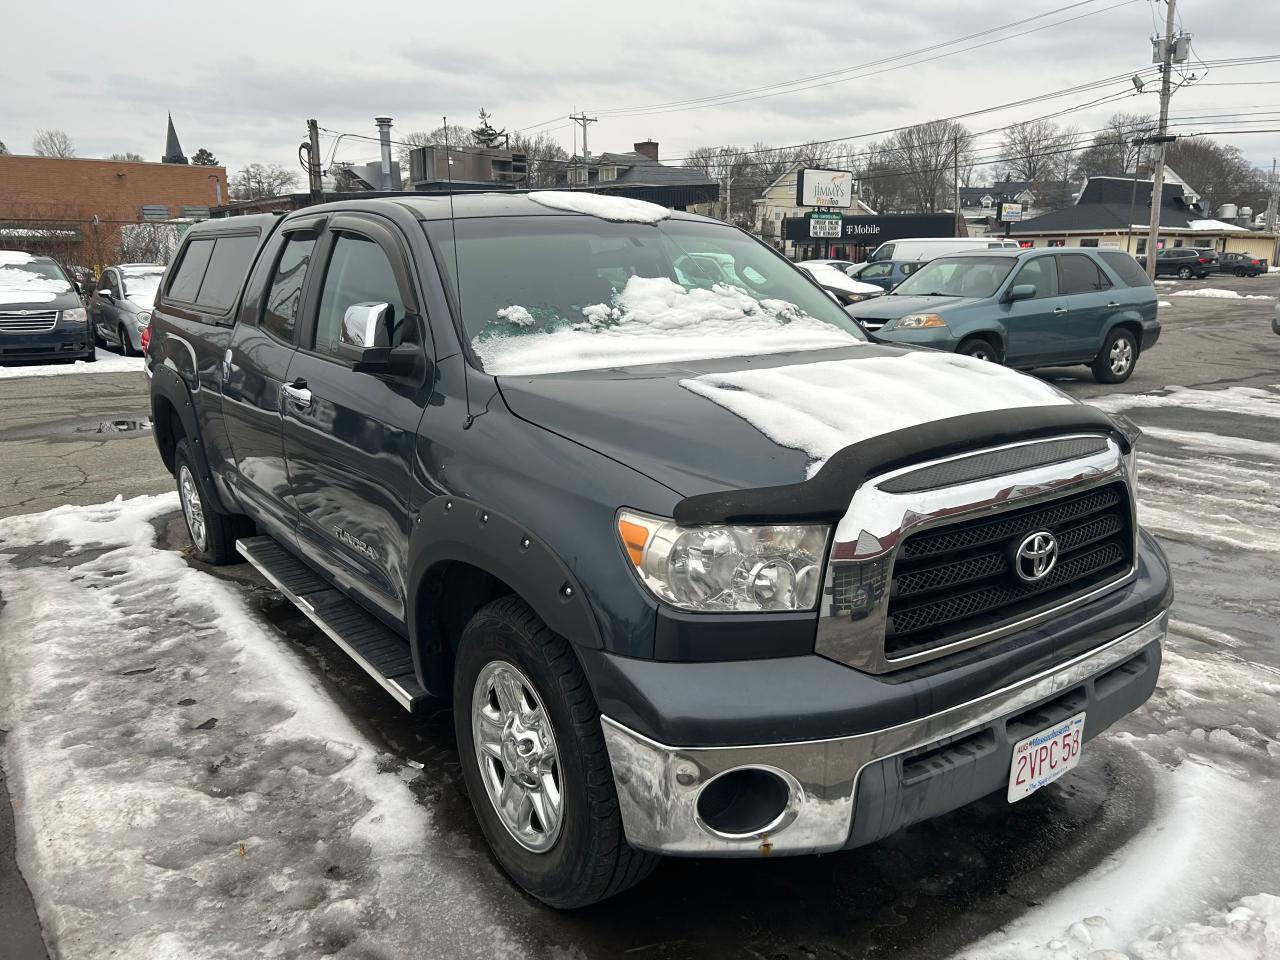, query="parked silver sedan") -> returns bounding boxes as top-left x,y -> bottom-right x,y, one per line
90,263 -> 164,355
